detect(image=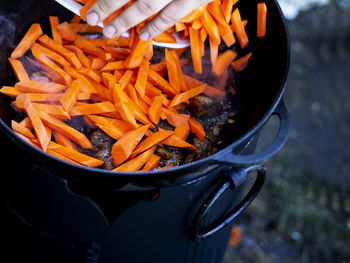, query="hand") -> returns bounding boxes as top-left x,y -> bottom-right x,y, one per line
85,0 -> 212,40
